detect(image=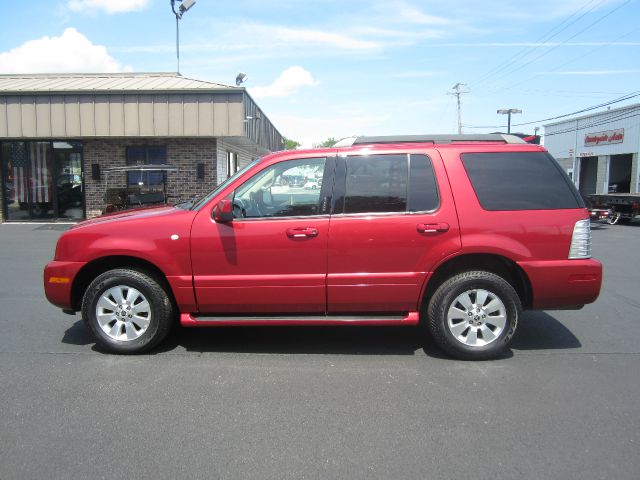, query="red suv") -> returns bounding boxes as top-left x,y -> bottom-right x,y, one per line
44,135 -> 602,359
